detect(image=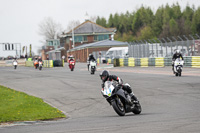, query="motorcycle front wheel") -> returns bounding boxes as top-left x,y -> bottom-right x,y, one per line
132,103 -> 142,114
111,97 -> 125,116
